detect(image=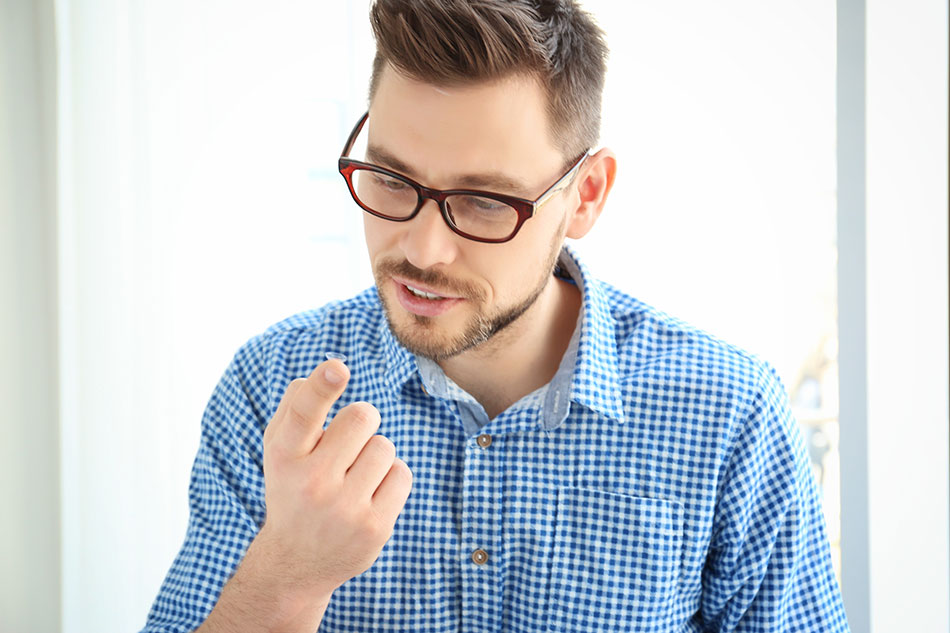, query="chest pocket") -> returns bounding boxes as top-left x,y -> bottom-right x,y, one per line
547,487 -> 684,632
